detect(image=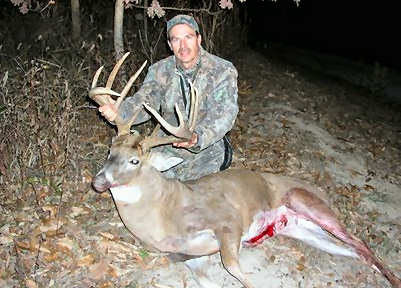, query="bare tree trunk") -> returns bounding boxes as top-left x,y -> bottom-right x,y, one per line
70,0 -> 81,42
142,0 -> 152,62
114,0 -> 125,60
